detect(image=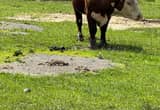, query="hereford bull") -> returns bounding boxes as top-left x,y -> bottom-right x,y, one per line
72,0 -> 143,49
